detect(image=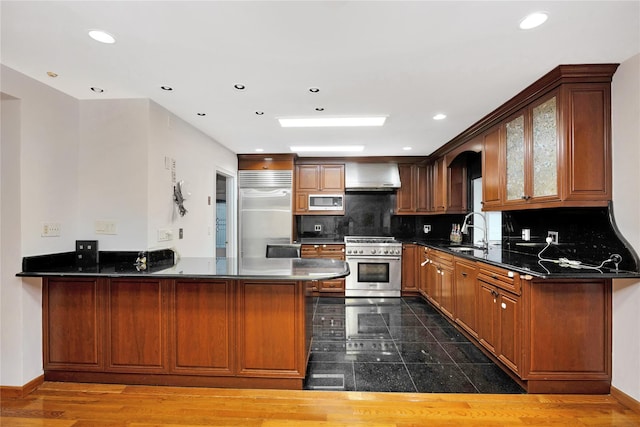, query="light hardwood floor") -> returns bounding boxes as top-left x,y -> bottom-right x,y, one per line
1,382 -> 639,426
